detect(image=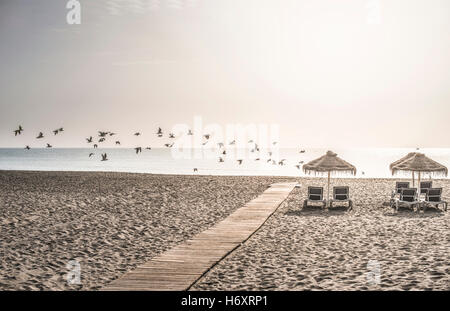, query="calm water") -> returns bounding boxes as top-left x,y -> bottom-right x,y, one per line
1,148 -> 449,178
